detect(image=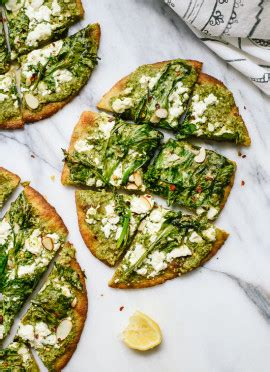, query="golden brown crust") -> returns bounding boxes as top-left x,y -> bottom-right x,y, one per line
61,111 -> 99,185
97,59 -> 202,111
197,73 -> 251,146
76,0 -> 85,17
23,185 -> 68,238
22,24 -> 101,123
109,228 -> 228,289
0,116 -> 24,129
54,242 -> 88,371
